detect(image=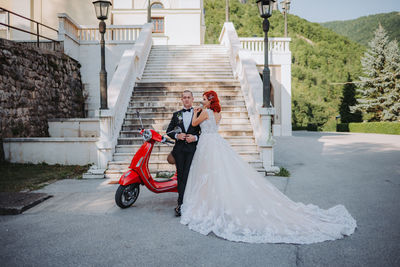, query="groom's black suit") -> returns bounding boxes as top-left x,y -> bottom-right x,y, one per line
167,108 -> 201,205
